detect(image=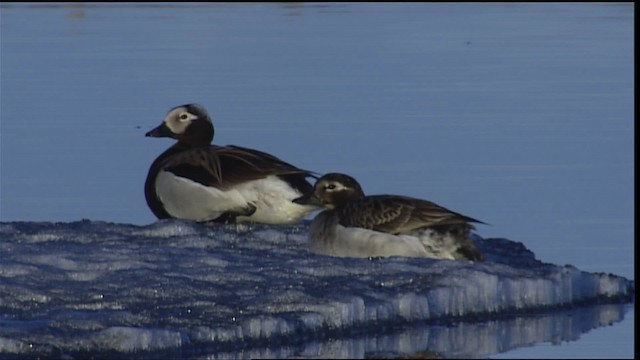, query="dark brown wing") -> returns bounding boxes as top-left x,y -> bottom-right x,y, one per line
161,144 -> 316,191
338,195 -> 484,234
159,146 -> 222,186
